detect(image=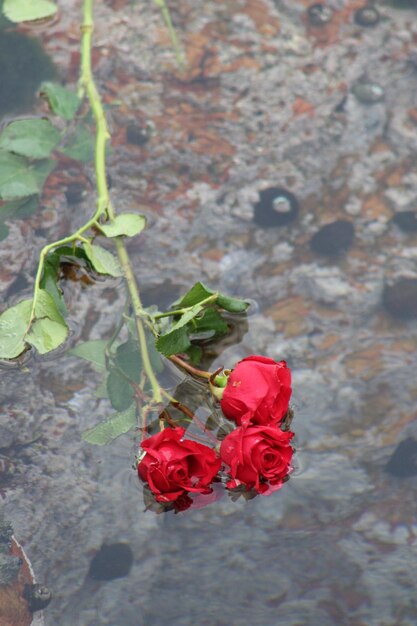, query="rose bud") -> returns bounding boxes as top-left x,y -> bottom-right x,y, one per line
220,424 -> 294,494
220,355 -> 291,426
138,428 -> 221,503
